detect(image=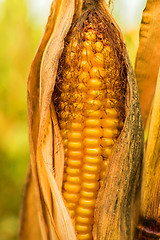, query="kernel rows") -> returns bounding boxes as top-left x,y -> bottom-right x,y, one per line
55,19 -> 124,240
